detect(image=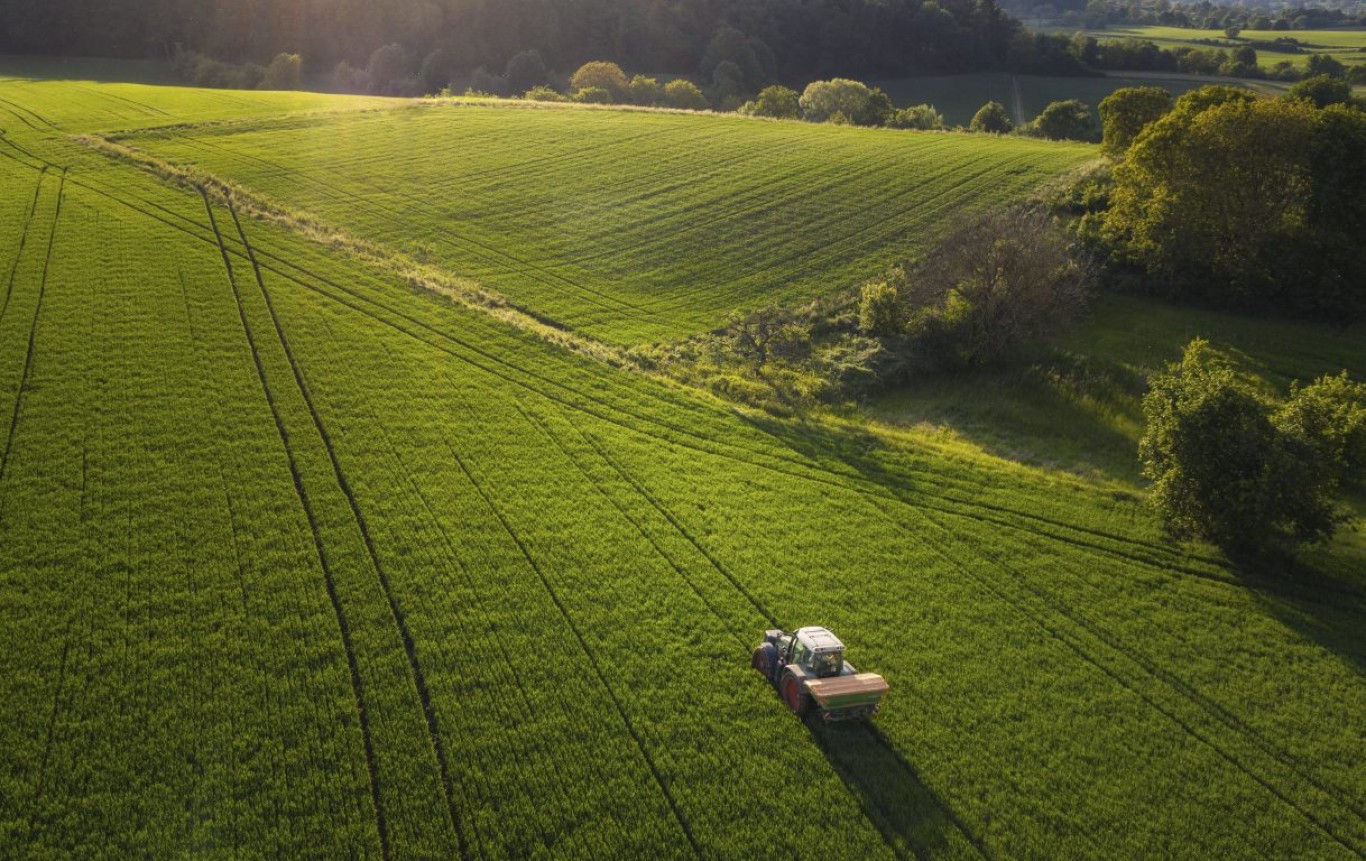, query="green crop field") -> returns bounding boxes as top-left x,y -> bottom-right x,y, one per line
1,66 -> 1364,860
114,103 -> 1093,345
1064,25 -> 1366,70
